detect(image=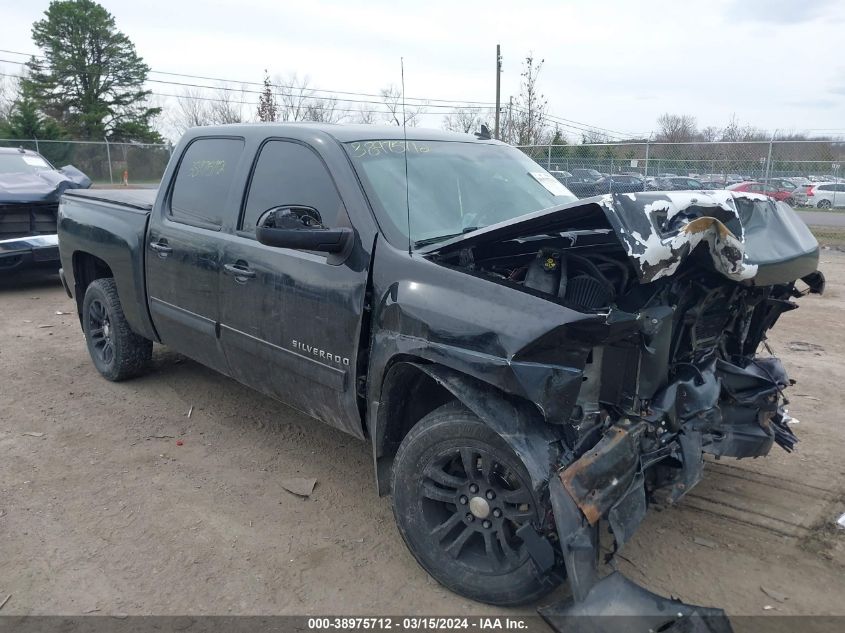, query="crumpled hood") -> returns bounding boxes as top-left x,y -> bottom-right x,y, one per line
0,165 -> 91,203
423,190 -> 820,287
